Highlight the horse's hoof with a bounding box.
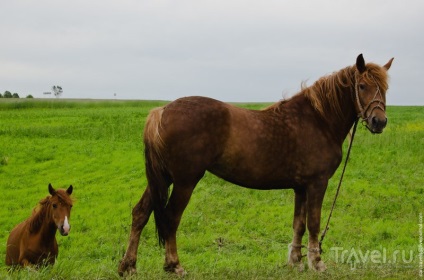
[314,260,327,272]
[288,247,304,272]
[308,258,326,272]
[118,259,137,277]
[164,263,186,276]
[174,266,186,276]
[288,260,305,272]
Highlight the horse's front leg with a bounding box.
[20,258,30,267]
[118,187,153,276]
[288,188,306,271]
[306,181,327,271]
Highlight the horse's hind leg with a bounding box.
[118,186,153,276]
[163,180,198,275]
[288,188,306,271]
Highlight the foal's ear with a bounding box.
[383,57,394,71]
[356,54,366,73]
[67,185,73,195]
[48,183,56,195]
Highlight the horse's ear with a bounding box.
[383,57,394,71]
[67,185,73,195]
[356,54,366,73]
[48,184,56,195]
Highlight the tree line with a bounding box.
[1,86,63,99]
[0,91,33,99]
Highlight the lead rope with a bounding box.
[318,118,359,254]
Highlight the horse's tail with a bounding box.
[143,106,171,247]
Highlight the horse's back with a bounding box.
[159,96,267,143]
[6,221,26,265]
[161,96,231,131]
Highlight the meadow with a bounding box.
[0,99,422,279]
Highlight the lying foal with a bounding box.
[6,184,73,267]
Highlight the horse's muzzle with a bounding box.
[59,224,71,236]
[59,216,71,236]
[368,116,387,134]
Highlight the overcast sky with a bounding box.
[1,0,422,105]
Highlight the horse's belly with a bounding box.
[208,161,295,190]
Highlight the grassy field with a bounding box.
[0,99,422,279]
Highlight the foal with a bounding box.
[6,184,73,267]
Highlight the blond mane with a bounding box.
[268,63,389,119]
[302,66,354,119]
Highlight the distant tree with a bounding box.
[0,93,3,98]
[4,91,12,98]
[26,95,34,98]
[52,85,63,98]
[12,93,19,98]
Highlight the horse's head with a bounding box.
[354,54,394,134]
[48,184,73,236]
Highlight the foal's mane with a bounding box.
[28,190,73,234]
[28,197,52,234]
[266,63,389,119]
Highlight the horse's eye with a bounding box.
[70,205,73,209]
[359,84,366,91]
[52,204,57,209]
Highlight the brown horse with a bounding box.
[6,184,73,267]
[118,54,394,276]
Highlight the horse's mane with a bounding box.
[28,189,73,234]
[361,62,390,92]
[265,63,389,119]
[28,197,51,234]
[302,66,355,119]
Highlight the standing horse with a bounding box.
[119,54,393,275]
[6,184,73,267]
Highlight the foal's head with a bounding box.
[48,184,73,236]
[354,54,394,134]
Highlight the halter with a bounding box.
[354,75,386,129]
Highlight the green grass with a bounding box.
[0,99,422,279]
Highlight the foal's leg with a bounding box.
[288,188,306,270]
[163,181,197,275]
[119,187,153,276]
[306,183,327,271]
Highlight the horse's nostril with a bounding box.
[370,116,387,133]
[372,117,387,128]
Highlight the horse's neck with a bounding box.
[289,85,357,144]
[322,87,357,144]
